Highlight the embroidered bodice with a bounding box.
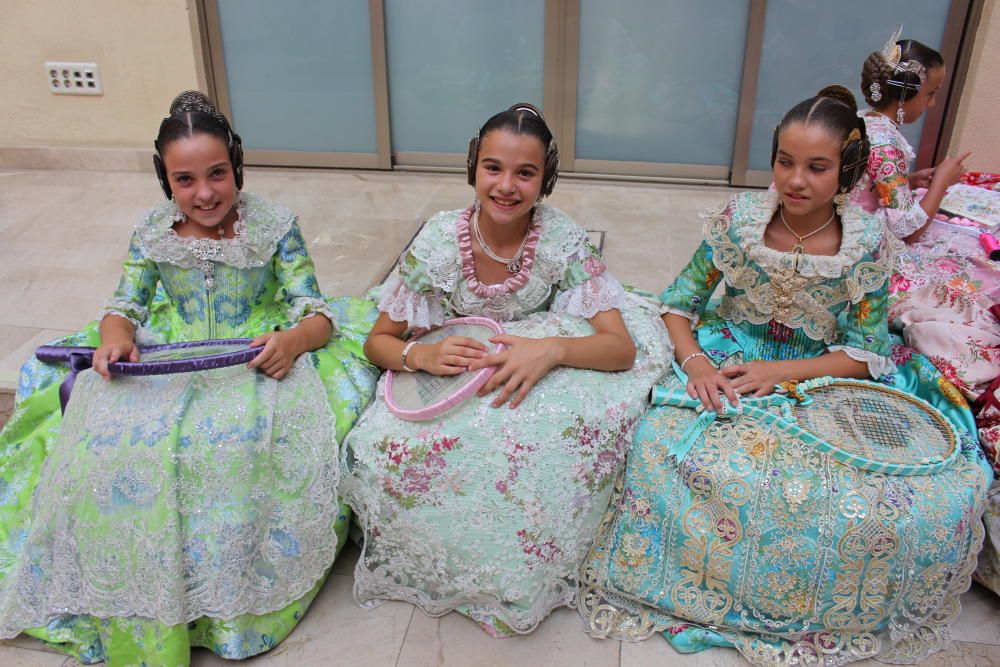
[378,203,624,326]
[851,111,929,238]
[100,192,333,342]
[661,191,902,377]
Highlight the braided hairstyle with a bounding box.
[861,39,943,108]
[466,103,560,197]
[153,91,244,199]
[771,85,871,193]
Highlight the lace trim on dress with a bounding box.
[857,112,929,238]
[828,344,897,379]
[136,192,296,270]
[552,273,626,319]
[861,110,916,160]
[97,298,148,329]
[287,297,338,330]
[658,305,699,328]
[377,274,447,329]
[702,192,900,344]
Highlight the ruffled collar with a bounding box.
[136,192,296,269]
[712,190,884,279]
[456,205,543,298]
[860,109,916,161]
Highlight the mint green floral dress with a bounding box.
[0,193,379,665]
[577,192,993,665]
[340,204,671,636]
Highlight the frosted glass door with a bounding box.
[217,0,378,155]
[575,0,750,170]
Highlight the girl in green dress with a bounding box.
[0,91,379,665]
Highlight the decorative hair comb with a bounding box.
[880,25,928,85]
[168,90,233,130]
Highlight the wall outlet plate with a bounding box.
[46,62,103,95]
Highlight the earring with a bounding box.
[833,192,849,217]
[169,195,185,223]
[896,104,905,125]
[869,82,882,102]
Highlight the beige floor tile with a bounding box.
[191,574,413,667]
[952,582,1000,645]
[395,606,620,667]
[0,329,78,378]
[619,636,748,666]
[0,643,70,666]
[0,325,43,362]
[918,640,1000,665]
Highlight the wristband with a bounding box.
[401,340,421,372]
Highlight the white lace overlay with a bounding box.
[0,355,342,635]
[288,296,338,331]
[136,193,296,270]
[552,273,626,319]
[97,298,148,329]
[828,344,897,378]
[377,274,447,329]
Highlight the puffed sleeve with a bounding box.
[551,236,626,318]
[377,249,447,328]
[828,282,896,378]
[869,143,928,238]
[272,221,337,328]
[98,232,160,327]
[659,241,722,327]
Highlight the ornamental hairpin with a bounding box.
[880,25,927,86]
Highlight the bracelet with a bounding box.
[679,351,712,372]
[401,340,421,372]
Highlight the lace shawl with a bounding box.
[377,204,625,326]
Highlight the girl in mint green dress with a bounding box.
[0,92,378,665]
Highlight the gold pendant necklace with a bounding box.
[779,205,835,255]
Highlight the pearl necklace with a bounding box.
[779,204,835,255]
[472,208,531,273]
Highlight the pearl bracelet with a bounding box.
[401,340,421,372]
[679,351,712,371]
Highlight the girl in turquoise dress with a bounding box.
[340,104,670,636]
[0,92,378,665]
[577,88,992,665]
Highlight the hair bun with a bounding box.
[816,84,858,113]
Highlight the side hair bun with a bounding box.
[816,84,858,113]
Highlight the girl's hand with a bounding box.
[248,330,305,379]
[408,336,487,376]
[719,361,787,398]
[685,357,739,412]
[932,151,972,188]
[92,340,139,380]
[470,335,562,408]
[908,167,935,189]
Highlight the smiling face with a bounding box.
[162,133,238,229]
[473,129,546,229]
[899,65,945,124]
[772,121,841,219]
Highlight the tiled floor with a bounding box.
[1,167,999,666]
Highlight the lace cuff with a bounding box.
[659,304,699,329]
[377,274,446,329]
[98,298,148,329]
[552,273,626,319]
[886,205,929,239]
[828,345,897,379]
[288,297,338,332]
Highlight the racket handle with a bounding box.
[980,233,1000,261]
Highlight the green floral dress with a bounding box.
[577,191,993,665]
[0,193,379,665]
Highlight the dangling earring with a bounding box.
[896,104,905,125]
[833,192,849,217]
[473,199,481,215]
[869,82,882,102]
[170,195,185,223]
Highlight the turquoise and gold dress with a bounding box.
[577,191,993,665]
[0,193,379,665]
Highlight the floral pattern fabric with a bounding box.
[577,193,993,665]
[0,194,380,665]
[341,205,670,635]
[851,111,929,238]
